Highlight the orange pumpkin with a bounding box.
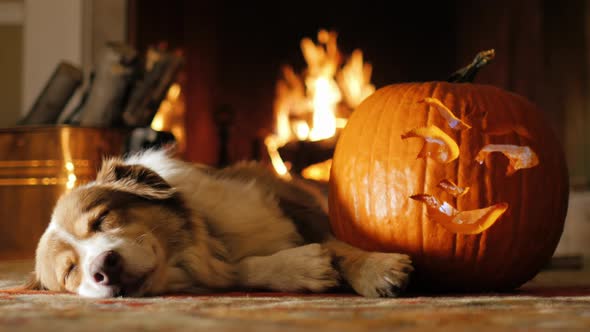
[328,82,569,292]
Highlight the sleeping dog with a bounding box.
[25,149,412,298]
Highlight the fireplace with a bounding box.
[263,29,375,181]
[128,1,457,168]
[128,0,586,189]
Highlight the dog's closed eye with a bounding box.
[63,263,77,285]
[91,211,109,232]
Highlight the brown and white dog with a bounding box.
[25,149,412,298]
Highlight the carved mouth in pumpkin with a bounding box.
[403,98,540,234]
[412,178,506,235]
[437,179,470,197]
[410,194,509,235]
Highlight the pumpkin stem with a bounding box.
[447,49,495,83]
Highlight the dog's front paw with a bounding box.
[351,253,413,298]
[270,244,340,293]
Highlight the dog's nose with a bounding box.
[90,250,123,285]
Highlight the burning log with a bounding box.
[266,29,374,182]
[277,134,339,173]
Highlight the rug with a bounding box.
[1,260,590,331]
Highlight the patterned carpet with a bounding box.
[1,260,590,331]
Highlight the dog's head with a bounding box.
[26,158,191,298]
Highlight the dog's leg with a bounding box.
[323,237,413,298]
[146,266,194,295]
[237,243,339,293]
[149,234,237,295]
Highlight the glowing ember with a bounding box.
[301,159,332,182]
[475,144,539,176]
[268,30,374,179]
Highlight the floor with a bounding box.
[1,260,590,331]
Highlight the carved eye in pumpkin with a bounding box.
[402,98,539,235]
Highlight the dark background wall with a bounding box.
[129,0,590,187]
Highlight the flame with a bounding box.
[308,76,340,141]
[269,29,374,179]
[338,49,375,108]
[150,83,186,153]
[293,120,310,141]
[301,30,341,141]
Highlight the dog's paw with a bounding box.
[270,244,340,293]
[351,252,413,298]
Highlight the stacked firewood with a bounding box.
[18,42,183,129]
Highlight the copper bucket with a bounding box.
[0,126,127,259]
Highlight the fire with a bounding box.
[151,83,186,153]
[308,76,340,141]
[338,49,375,108]
[267,30,375,181]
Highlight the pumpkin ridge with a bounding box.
[461,85,495,287]
[478,85,521,286]
[469,86,486,279]
[355,87,392,248]
[341,89,380,246]
[380,85,402,249]
[394,83,423,251]
[493,88,525,285]
[476,86,494,275]
[451,87,472,263]
[455,85,474,275]
[367,84,398,248]
[510,91,541,287]
[488,90,521,281]
[385,89,397,250]
[432,83,459,273]
[421,82,441,260]
[473,86,498,285]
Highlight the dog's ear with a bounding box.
[21,272,46,291]
[97,159,174,200]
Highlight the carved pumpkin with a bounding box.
[328,81,569,292]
